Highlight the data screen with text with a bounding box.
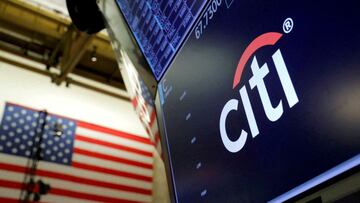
[116,0,207,80]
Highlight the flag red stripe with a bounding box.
[0,163,152,195]
[74,148,153,169]
[155,132,161,144]
[131,97,138,109]
[40,171,152,196]
[0,179,143,203]
[77,121,152,145]
[0,179,20,189]
[141,103,148,115]
[0,197,22,203]
[72,162,152,182]
[0,198,18,203]
[0,162,26,173]
[149,110,157,127]
[76,134,153,157]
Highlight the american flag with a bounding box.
[118,49,162,155]
[131,80,162,155]
[0,103,154,203]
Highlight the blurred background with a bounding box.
[0,0,168,202]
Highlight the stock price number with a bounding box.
[195,0,222,39]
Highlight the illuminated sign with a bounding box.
[157,1,360,202]
[220,32,299,153]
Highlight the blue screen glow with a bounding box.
[116,0,207,80]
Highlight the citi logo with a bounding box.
[219,31,299,153]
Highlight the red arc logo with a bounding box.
[232,32,283,89]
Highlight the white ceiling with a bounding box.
[27,0,69,16]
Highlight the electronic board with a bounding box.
[116,0,207,80]
[157,0,360,202]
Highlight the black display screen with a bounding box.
[116,0,207,80]
[157,0,360,202]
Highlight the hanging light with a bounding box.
[90,46,97,62]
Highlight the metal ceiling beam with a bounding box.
[0,23,125,88]
[0,0,116,61]
[0,36,46,63]
[0,0,126,91]
[46,24,75,69]
[72,65,126,90]
[54,30,94,85]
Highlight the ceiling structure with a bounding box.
[0,0,128,100]
[27,0,69,16]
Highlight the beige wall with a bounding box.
[0,51,153,202]
[0,50,145,136]
[0,50,171,202]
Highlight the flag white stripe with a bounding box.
[74,141,153,164]
[156,143,162,154]
[146,107,162,155]
[73,154,153,177]
[0,170,151,202]
[0,187,21,202]
[0,187,101,203]
[150,122,158,135]
[0,154,152,189]
[44,194,102,203]
[77,127,154,152]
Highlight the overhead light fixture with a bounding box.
[91,46,97,62]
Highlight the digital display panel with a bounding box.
[115,0,208,80]
[157,0,360,202]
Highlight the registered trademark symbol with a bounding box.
[283,18,294,33]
